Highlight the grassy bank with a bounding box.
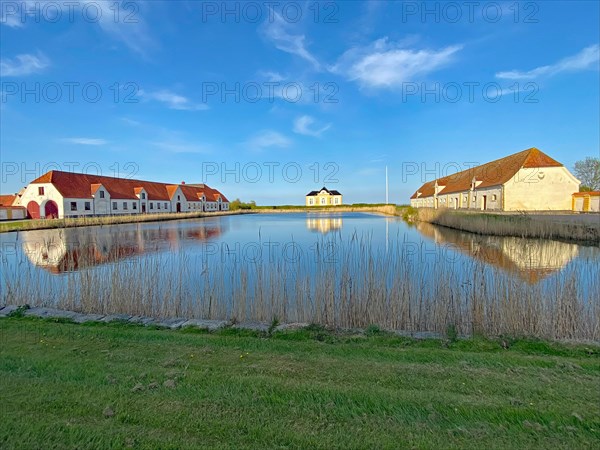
[416,208,600,243]
[0,210,253,234]
[1,317,598,449]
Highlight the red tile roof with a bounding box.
[30,171,228,202]
[411,148,564,199]
[0,195,17,206]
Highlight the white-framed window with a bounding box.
[150,203,154,210]
[158,203,161,209]
[84,202,91,211]
[70,202,77,211]
[133,203,137,210]
[164,203,168,209]
[112,202,117,210]
[492,194,497,201]
[141,193,146,199]
[100,190,105,198]
[123,202,128,210]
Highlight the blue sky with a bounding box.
[1,0,599,204]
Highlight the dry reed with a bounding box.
[2,232,598,341]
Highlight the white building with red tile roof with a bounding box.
[15,171,229,219]
[410,148,580,211]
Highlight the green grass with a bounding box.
[1,318,599,449]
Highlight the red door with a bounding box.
[45,201,59,219]
[27,201,40,219]
[176,203,181,212]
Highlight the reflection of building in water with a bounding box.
[416,222,579,284]
[306,216,343,234]
[21,222,225,273]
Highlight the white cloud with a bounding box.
[496,45,600,80]
[330,38,462,88]
[293,115,331,137]
[139,89,208,111]
[261,10,320,69]
[0,53,49,76]
[62,137,107,146]
[82,0,153,57]
[245,130,292,151]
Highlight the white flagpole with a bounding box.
[385,166,389,205]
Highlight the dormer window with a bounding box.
[141,193,146,199]
[99,191,105,198]
[177,195,181,201]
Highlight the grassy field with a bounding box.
[1,318,598,449]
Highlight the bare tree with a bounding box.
[573,157,600,191]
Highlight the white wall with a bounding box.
[504,167,580,211]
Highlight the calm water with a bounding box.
[1,213,599,338]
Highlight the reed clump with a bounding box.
[2,233,598,341]
[417,208,600,243]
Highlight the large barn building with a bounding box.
[15,171,229,219]
[410,148,580,211]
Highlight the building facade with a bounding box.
[0,195,27,221]
[410,148,580,211]
[572,191,600,212]
[306,187,343,206]
[14,171,229,219]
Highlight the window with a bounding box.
[334,198,339,204]
[150,203,154,210]
[309,199,313,205]
[38,187,45,195]
[141,193,146,199]
[177,195,181,200]
[123,202,128,210]
[472,196,476,203]
[70,202,77,211]
[133,203,137,210]
[463,195,467,202]
[84,202,91,211]
[157,202,161,209]
[164,203,168,209]
[321,198,326,205]
[112,202,117,210]
[492,194,497,201]
[99,190,105,199]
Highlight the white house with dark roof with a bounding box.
[305,187,343,206]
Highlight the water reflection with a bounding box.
[306,215,343,234]
[20,221,226,273]
[415,222,580,284]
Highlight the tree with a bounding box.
[573,157,600,191]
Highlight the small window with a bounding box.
[150,203,154,210]
[38,187,45,195]
[141,193,146,199]
[157,203,161,209]
[123,202,128,210]
[133,203,137,210]
[112,202,117,210]
[472,196,476,203]
[84,202,91,211]
[70,202,77,211]
[492,194,497,201]
[463,195,467,202]
[99,190,105,199]
[164,202,168,209]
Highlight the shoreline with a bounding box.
[412,208,600,245]
[2,304,598,345]
[0,205,404,233]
